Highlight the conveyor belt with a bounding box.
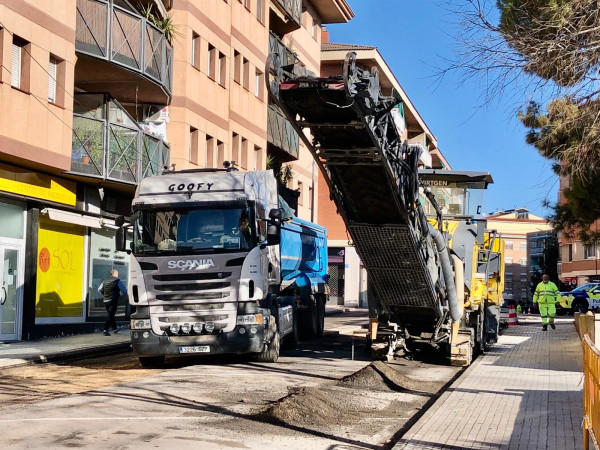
[269,52,443,320]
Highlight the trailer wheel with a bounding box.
[315,295,325,337]
[257,315,280,363]
[138,356,165,368]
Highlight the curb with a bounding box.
[2,341,131,369]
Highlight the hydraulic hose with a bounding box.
[428,224,461,322]
[452,254,465,318]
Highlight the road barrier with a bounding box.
[508,305,518,326]
[583,334,600,450]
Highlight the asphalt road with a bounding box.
[0,311,461,449]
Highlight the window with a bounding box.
[233,50,241,84]
[505,241,513,250]
[0,28,3,83]
[217,140,225,167]
[208,44,216,79]
[11,36,30,91]
[218,52,226,86]
[243,57,250,90]
[256,0,264,22]
[520,273,527,282]
[520,258,527,267]
[516,210,529,219]
[505,273,513,281]
[254,145,262,170]
[309,186,313,211]
[244,0,250,10]
[189,127,199,164]
[241,137,248,169]
[520,288,528,300]
[191,32,200,68]
[520,242,527,251]
[255,69,264,99]
[232,133,240,166]
[568,243,573,262]
[297,181,303,205]
[48,56,58,103]
[505,256,513,264]
[312,18,320,40]
[585,244,597,259]
[206,135,215,168]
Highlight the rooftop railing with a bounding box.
[76,0,173,95]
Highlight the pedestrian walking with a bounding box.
[97,268,128,336]
[532,273,560,331]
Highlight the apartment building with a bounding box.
[0,0,352,341]
[556,174,600,287]
[318,39,450,306]
[485,208,552,306]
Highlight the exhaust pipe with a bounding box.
[428,224,461,322]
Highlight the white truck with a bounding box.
[115,167,328,367]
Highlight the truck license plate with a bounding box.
[179,346,210,354]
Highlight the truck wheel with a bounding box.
[572,300,588,314]
[257,315,280,363]
[315,296,325,337]
[301,297,319,339]
[139,356,165,368]
[282,305,299,350]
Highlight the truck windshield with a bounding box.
[134,206,257,254]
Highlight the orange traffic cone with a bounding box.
[508,304,518,326]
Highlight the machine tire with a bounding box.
[257,315,280,363]
[315,295,325,337]
[556,305,568,316]
[572,300,588,314]
[138,356,165,368]
[282,304,299,350]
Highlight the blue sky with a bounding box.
[327,1,558,218]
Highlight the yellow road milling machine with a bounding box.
[268,52,504,365]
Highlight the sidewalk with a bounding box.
[0,305,356,369]
[394,314,584,449]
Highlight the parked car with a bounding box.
[559,283,600,314]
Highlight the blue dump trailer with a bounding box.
[116,168,328,366]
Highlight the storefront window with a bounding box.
[36,217,85,320]
[0,202,24,239]
[87,228,131,318]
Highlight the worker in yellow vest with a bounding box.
[533,273,561,331]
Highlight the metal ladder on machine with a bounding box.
[267,51,455,360]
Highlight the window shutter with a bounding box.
[48,57,57,103]
[11,42,21,89]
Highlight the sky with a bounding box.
[327,1,558,218]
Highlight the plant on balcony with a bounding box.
[139,3,182,44]
[72,118,104,174]
[266,156,294,185]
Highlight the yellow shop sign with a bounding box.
[0,164,76,206]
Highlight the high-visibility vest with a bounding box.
[533,281,560,304]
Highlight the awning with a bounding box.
[42,208,102,229]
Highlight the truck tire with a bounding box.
[257,314,280,363]
[315,295,325,337]
[139,356,165,368]
[301,297,318,339]
[282,304,299,350]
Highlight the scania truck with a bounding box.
[115,167,328,367]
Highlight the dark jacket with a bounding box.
[98,276,127,305]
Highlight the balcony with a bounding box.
[70,94,169,184]
[269,0,302,35]
[75,0,173,105]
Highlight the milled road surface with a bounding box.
[0,311,461,449]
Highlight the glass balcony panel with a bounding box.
[142,134,161,178]
[144,23,164,81]
[76,0,109,58]
[74,93,106,118]
[108,124,139,183]
[267,104,299,160]
[111,6,143,70]
[72,115,105,176]
[108,100,137,128]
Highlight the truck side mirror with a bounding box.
[115,227,127,252]
[267,222,281,246]
[269,208,282,220]
[115,215,125,227]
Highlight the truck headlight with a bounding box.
[170,323,180,335]
[131,319,151,330]
[204,322,215,333]
[236,314,263,325]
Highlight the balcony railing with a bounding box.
[268,104,299,160]
[269,31,298,67]
[71,93,169,184]
[272,0,302,29]
[76,0,173,95]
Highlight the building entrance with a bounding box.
[0,244,23,341]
